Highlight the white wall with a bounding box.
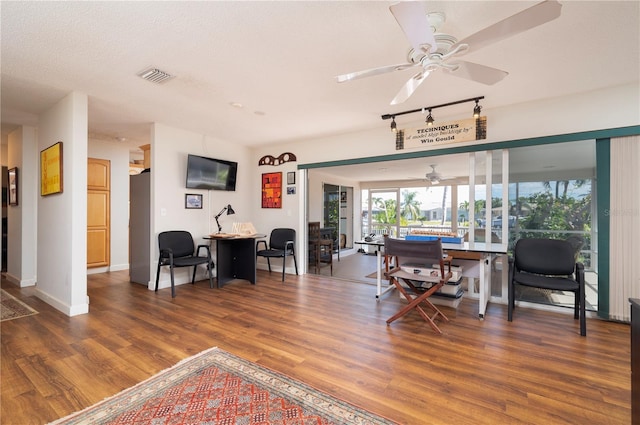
[6,126,38,287]
[88,136,133,273]
[255,83,640,169]
[151,123,252,290]
[6,128,23,282]
[35,92,89,316]
[1,138,4,275]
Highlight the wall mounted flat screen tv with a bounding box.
[185,154,237,191]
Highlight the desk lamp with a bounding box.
[214,204,235,233]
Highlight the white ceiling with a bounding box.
[1,1,638,179]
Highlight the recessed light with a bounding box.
[229,102,243,109]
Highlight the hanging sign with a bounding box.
[402,117,485,149]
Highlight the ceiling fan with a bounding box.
[335,0,562,105]
[425,164,453,185]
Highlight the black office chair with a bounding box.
[508,238,586,336]
[155,231,214,297]
[256,228,299,281]
[565,235,585,260]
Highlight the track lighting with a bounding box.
[426,109,434,126]
[381,96,484,127]
[473,99,482,118]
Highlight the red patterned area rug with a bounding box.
[0,289,38,321]
[50,347,397,425]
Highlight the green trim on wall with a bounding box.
[298,125,640,170]
[596,138,611,319]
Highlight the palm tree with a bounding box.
[440,185,448,225]
[401,190,421,221]
[371,197,396,225]
[543,179,587,199]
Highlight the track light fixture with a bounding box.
[381,96,484,127]
[473,99,482,118]
[426,109,434,126]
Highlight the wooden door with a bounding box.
[87,158,110,268]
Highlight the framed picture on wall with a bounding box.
[8,167,18,206]
[185,193,203,209]
[261,172,282,208]
[40,141,63,196]
[287,171,296,185]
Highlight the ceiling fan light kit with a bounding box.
[336,0,562,105]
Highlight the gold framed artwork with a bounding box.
[8,167,18,206]
[261,172,282,208]
[40,141,63,196]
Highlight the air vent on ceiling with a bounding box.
[138,68,175,84]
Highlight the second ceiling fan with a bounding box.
[335,1,562,105]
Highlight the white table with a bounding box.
[442,242,507,319]
[357,239,507,319]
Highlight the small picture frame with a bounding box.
[185,193,203,209]
[8,167,18,206]
[287,186,296,195]
[287,171,296,185]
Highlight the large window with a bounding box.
[509,178,593,268]
[362,186,460,238]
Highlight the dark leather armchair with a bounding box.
[508,238,586,336]
[155,231,214,297]
[256,228,299,281]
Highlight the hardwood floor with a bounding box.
[1,270,631,424]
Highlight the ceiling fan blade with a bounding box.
[446,61,508,85]
[390,2,437,54]
[452,0,562,54]
[390,70,430,105]
[335,62,418,83]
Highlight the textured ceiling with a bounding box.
[1,1,638,171]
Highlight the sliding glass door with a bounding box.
[323,183,354,253]
[365,189,399,238]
